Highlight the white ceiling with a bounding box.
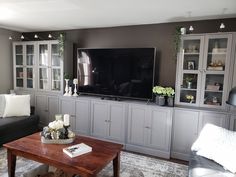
[0,0,236,32]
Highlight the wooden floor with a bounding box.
[124,150,189,165]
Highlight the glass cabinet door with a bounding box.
[201,35,231,107]
[51,43,62,91]
[39,44,49,66]
[39,68,49,90]
[15,45,24,88]
[26,44,35,89]
[178,37,203,105]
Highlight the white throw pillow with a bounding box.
[0,94,6,117]
[191,124,236,173]
[3,95,30,117]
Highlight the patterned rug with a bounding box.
[0,148,188,177]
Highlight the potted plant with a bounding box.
[165,87,175,106]
[152,86,166,106]
[185,76,193,89]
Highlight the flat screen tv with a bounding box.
[77,48,156,100]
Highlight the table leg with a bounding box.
[113,152,120,177]
[7,149,16,177]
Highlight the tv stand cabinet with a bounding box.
[59,95,173,159]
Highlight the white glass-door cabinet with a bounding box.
[175,33,233,109]
[13,42,36,90]
[38,40,63,92]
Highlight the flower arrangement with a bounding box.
[153,86,175,97]
[41,120,75,140]
[186,95,194,103]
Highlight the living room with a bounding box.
[1,0,236,177]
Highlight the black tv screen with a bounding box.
[77,48,156,100]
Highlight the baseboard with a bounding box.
[125,144,170,159]
[170,151,190,161]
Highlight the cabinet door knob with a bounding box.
[145,126,151,129]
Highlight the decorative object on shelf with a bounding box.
[165,87,175,107]
[173,26,182,60]
[40,114,75,144]
[153,86,166,106]
[187,61,195,70]
[180,27,186,35]
[73,78,78,97]
[64,79,70,96]
[186,95,194,103]
[185,76,193,89]
[69,87,72,96]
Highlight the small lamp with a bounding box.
[226,87,236,106]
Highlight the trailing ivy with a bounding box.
[173,26,182,60]
[58,33,65,57]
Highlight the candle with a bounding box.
[63,114,70,126]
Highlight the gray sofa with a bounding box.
[0,109,39,146]
[188,152,234,177]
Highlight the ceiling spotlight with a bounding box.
[21,35,24,39]
[34,34,38,39]
[9,36,12,40]
[220,23,225,29]
[189,26,194,31]
[48,34,52,38]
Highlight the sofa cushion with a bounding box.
[191,124,236,173]
[3,95,30,118]
[0,94,6,117]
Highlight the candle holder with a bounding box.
[73,78,78,97]
[63,125,70,139]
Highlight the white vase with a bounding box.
[64,79,69,96]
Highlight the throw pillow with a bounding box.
[3,95,30,117]
[0,94,6,117]
[191,123,236,173]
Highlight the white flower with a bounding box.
[48,120,64,130]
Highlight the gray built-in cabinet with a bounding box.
[126,104,173,158]
[171,108,229,160]
[58,97,173,158]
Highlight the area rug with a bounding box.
[0,148,188,177]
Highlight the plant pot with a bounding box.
[167,97,174,107]
[155,95,165,106]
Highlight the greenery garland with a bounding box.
[58,33,65,57]
[173,26,182,60]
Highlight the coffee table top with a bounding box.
[4,132,123,176]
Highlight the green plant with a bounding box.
[58,33,65,57]
[152,86,165,96]
[64,73,71,80]
[165,87,175,97]
[153,86,175,97]
[173,26,182,60]
[185,76,193,83]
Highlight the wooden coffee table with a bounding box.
[3,132,123,177]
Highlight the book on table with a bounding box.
[63,143,92,158]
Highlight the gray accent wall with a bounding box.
[0,28,20,93]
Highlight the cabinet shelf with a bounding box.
[208,52,226,55]
[205,90,223,93]
[181,88,197,91]
[184,53,200,55]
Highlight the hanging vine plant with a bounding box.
[173,26,182,60]
[58,33,65,57]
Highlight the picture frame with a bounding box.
[187,61,195,70]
